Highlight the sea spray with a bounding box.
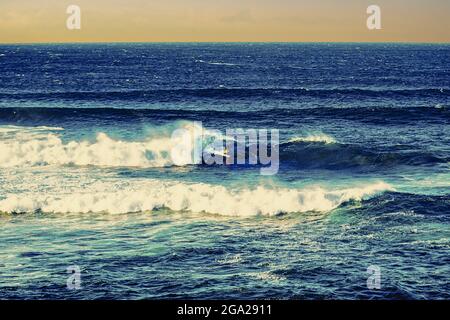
[0,180,393,216]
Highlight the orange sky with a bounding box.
[0,0,449,43]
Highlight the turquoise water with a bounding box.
[1,207,448,299]
[0,43,449,299]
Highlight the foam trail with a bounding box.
[195,59,237,66]
[0,125,64,134]
[0,181,393,216]
[288,133,336,144]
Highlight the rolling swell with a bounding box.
[1,43,449,300]
[0,88,448,101]
[279,140,449,170]
[0,106,448,126]
[343,191,450,225]
[0,122,446,171]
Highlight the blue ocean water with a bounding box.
[0,43,449,299]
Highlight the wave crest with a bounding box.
[0,123,220,168]
[287,134,336,144]
[0,181,393,216]
[0,131,176,168]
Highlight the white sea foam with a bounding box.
[288,133,336,144]
[0,125,64,134]
[207,62,237,66]
[0,131,176,168]
[0,123,223,168]
[195,59,237,66]
[0,125,393,215]
[0,180,393,216]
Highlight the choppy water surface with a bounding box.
[0,43,449,299]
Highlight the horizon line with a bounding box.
[1,40,449,45]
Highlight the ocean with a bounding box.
[0,43,448,299]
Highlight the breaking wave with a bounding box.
[287,134,336,144]
[1,124,446,170]
[0,180,393,216]
[0,131,178,168]
[0,123,224,168]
